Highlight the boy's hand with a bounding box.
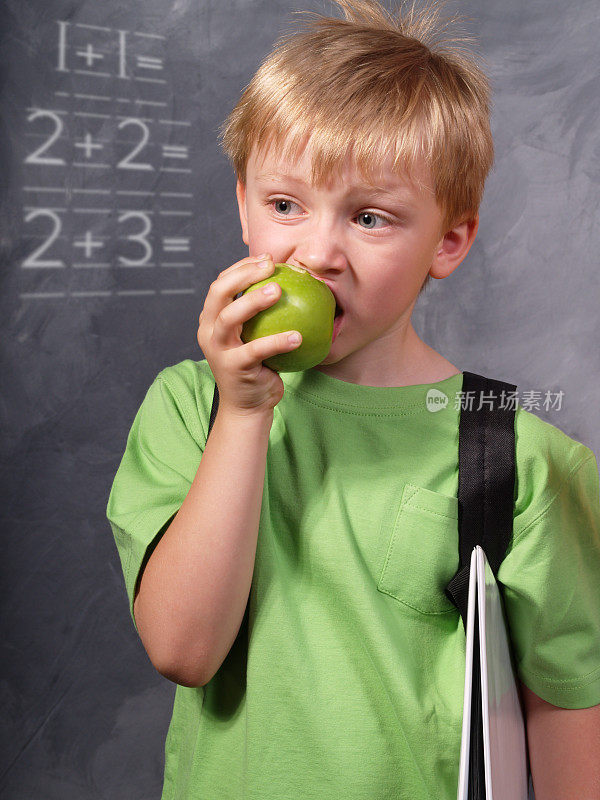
[197,254,302,417]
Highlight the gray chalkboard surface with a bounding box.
[1,0,598,797]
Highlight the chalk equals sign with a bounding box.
[162,144,189,160]
[136,55,164,71]
[163,236,190,252]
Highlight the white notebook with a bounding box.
[457,546,531,800]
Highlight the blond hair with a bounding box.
[220,0,494,290]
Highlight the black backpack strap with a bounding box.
[445,371,518,800]
[208,380,219,440]
[445,370,517,630]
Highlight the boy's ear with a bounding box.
[429,214,479,280]
[236,179,249,246]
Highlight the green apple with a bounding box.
[241,263,336,372]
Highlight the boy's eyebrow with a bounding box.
[255,172,415,199]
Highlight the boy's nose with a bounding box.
[291,226,348,278]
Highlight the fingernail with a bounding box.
[258,259,272,269]
[262,283,277,295]
[288,332,301,344]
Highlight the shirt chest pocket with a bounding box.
[377,483,460,615]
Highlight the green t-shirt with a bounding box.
[106,358,600,800]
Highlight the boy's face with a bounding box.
[236,140,477,384]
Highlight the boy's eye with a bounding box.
[357,211,388,229]
[272,199,302,215]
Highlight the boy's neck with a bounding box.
[313,323,460,388]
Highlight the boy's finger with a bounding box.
[214,280,281,345]
[201,257,275,327]
[218,253,272,278]
[235,331,302,371]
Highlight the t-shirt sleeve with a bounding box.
[499,444,600,709]
[106,363,213,634]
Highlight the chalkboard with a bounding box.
[0,2,270,796]
[1,1,598,798]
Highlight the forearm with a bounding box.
[133,405,273,687]
[521,682,600,800]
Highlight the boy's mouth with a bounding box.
[302,268,343,333]
[302,269,342,315]
[332,304,344,341]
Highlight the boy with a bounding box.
[106,1,600,798]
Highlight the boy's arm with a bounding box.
[520,680,600,799]
[133,404,273,688]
